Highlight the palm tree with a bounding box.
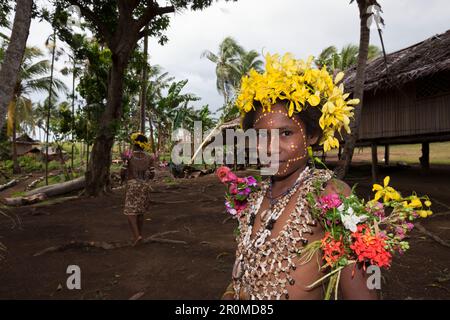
[153,79,199,154]
[0,0,33,131]
[201,37,244,106]
[334,0,381,179]
[230,49,263,78]
[1,46,67,173]
[315,43,380,72]
[145,65,174,153]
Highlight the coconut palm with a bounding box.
[201,37,244,106]
[1,46,67,173]
[334,0,382,179]
[315,44,380,72]
[230,49,263,79]
[145,65,174,152]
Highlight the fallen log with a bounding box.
[2,176,85,206]
[26,172,59,191]
[3,193,47,206]
[26,176,85,197]
[0,179,17,191]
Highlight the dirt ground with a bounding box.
[0,163,449,300]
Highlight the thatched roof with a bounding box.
[344,29,450,92]
[16,133,40,145]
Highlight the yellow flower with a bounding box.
[424,200,432,207]
[235,52,356,153]
[372,176,401,203]
[408,196,422,208]
[334,72,345,84]
[307,93,321,106]
[418,210,428,218]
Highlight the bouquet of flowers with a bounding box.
[121,149,132,161]
[302,176,433,299]
[216,166,261,217]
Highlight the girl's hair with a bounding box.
[133,134,148,150]
[242,100,323,144]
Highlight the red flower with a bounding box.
[321,232,345,268]
[216,166,237,183]
[350,225,392,268]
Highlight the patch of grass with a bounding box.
[326,142,450,165]
[35,174,64,188]
[11,191,26,197]
[163,177,178,186]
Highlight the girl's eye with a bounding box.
[281,130,293,137]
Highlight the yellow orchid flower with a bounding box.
[372,176,401,203]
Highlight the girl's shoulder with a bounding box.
[310,168,351,197]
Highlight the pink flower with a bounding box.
[226,171,238,183]
[236,177,246,184]
[216,166,231,183]
[245,176,257,187]
[234,200,247,213]
[395,226,405,240]
[318,193,342,213]
[229,184,238,195]
[405,222,414,231]
[367,201,385,218]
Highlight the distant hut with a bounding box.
[15,134,41,156]
[344,29,450,172]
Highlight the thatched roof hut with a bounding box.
[344,29,450,169]
[15,134,40,156]
[345,30,450,92]
[344,29,450,144]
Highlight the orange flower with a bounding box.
[350,225,392,268]
[321,232,345,267]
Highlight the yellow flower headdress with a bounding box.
[130,132,150,151]
[236,53,360,152]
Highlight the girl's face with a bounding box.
[253,103,317,178]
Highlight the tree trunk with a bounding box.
[12,112,21,174]
[139,25,148,133]
[71,57,76,171]
[45,29,57,186]
[334,0,373,179]
[0,0,33,130]
[157,122,162,154]
[148,114,155,154]
[85,53,128,196]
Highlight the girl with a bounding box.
[222,53,378,300]
[123,133,154,246]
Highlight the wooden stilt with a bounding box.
[384,144,390,165]
[371,142,378,183]
[419,142,430,171]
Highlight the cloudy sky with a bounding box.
[19,0,450,117]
